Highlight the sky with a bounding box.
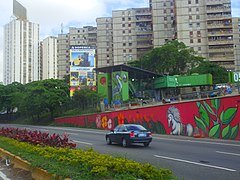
[0,0,239,82]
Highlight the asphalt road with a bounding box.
[0,124,240,180]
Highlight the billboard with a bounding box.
[13,0,27,20]
[70,46,96,95]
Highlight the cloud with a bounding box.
[0,0,148,82]
[0,0,239,82]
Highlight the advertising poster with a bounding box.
[69,46,96,96]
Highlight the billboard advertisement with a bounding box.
[70,46,96,95]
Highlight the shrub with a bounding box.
[0,136,175,180]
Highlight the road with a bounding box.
[0,124,240,180]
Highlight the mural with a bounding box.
[167,106,193,136]
[55,95,240,140]
[194,99,239,139]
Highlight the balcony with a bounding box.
[207,0,230,5]
[208,39,233,45]
[207,31,233,36]
[208,48,234,53]
[206,7,231,13]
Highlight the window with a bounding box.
[164,17,167,21]
[198,47,201,51]
[189,8,192,12]
[190,39,193,43]
[197,31,201,37]
[196,15,200,19]
[122,24,125,27]
[123,49,126,53]
[128,17,131,21]
[129,49,132,53]
[123,30,125,34]
[123,43,126,46]
[189,16,192,20]
[195,0,199,4]
[198,39,201,43]
[164,9,167,13]
[128,24,131,27]
[129,30,131,33]
[196,7,199,12]
[189,31,193,37]
[122,17,125,21]
[188,0,191,4]
[129,43,132,46]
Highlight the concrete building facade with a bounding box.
[3,13,39,85]
[57,26,97,79]
[96,17,114,68]
[42,36,58,80]
[112,8,153,65]
[151,0,240,71]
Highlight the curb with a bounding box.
[0,148,66,180]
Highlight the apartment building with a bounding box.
[57,26,97,79]
[112,8,153,65]
[151,0,240,70]
[42,36,58,80]
[3,0,40,85]
[57,33,70,79]
[96,17,114,68]
[232,17,240,70]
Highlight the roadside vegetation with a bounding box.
[0,135,176,180]
[0,79,102,125]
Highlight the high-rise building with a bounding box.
[57,26,97,79]
[232,17,240,71]
[151,0,240,70]
[42,36,58,80]
[3,0,40,85]
[57,33,69,79]
[112,8,153,65]
[96,17,114,68]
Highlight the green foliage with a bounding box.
[194,99,239,139]
[129,40,204,75]
[191,61,228,84]
[0,137,175,180]
[72,88,102,110]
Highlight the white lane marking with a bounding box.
[73,140,93,146]
[154,155,236,172]
[154,137,240,147]
[43,127,106,135]
[0,171,11,180]
[66,132,78,136]
[216,151,240,157]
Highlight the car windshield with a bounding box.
[126,125,146,131]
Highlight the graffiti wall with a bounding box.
[55,95,240,140]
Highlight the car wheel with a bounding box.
[106,136,112,145]
[122,138,129,147]
[143,142,150,147]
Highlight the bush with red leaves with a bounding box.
[0,127,76,149]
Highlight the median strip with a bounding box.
[154,155,236,172]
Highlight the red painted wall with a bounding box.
[55,95,240,140]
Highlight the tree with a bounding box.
[72,88,101,110]
[190,61,228,84]
[129,40,204,75]
[22,79,71,122]
[0,82,25,114]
